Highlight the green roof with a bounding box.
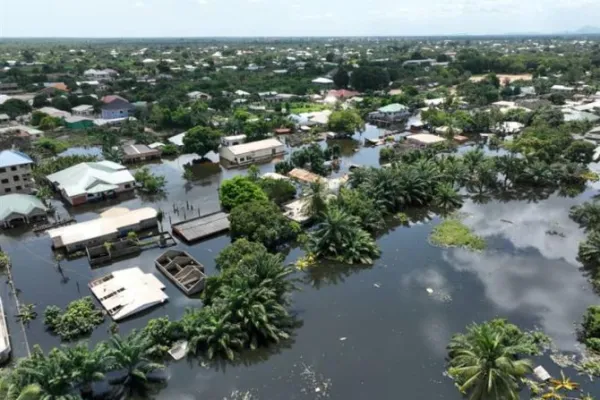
[0,194,47,221]
[378,103,408,113]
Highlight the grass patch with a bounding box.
[429,219,485,251]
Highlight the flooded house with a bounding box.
[155,249,206,296]
[0,194,48,228]
[89,267,168,321]
[47,207,158,252]
[219,138,285,168]
[46,160,135,205]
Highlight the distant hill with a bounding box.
[572,26,600,34]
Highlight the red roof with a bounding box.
[101,95,129,104]
[327,89,359,99]
[274,128,291,134]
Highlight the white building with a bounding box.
[187,91,212,101]
[221,134,247,147]
[83,68,118,81]
[71,104,95,116]
[0,150,34,195]
[89,267,168,321]
[312,77,334,85]
[0,194,47,228]
[48,207,158,252]
[407,133,446,147]
[219,138,285,167]
[46,160,135,205]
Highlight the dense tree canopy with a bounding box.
[182,126,222,157]
[219,176,269,211]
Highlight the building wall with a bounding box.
[101,108,132,120]
[221,145,285,165]
[0,163,33,194]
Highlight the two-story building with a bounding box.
[100,95,136,120]
[0,150,34,195]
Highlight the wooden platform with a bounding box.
[171,211,230,243]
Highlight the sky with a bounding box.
[2,0,600,37]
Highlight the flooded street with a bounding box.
[1,124,599,399]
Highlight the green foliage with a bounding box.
[215,238,268,271]
[0,251,9,269]
[430,219,485,251]
[332,187,385,233]
[160,143,178,156]
[564,140,596,164]
[43,297,105,341]
[134,167,166,193]
[447,319,545,400]
[219,176,268,211]
[0,98,32,119]
[379,147,395,163]
[16,304,37,325]
[141,317,184,359]
[570,201,600,231]
[34,137,68,155]
[307,206,381,264]
[229,200,300,249]
[350,66,390,91]
[333,67,350,88]
[433,183,463,211]
[258,177,297,205]
[182,126,222,157]
[289,143,329,176]
[327,109,365,136]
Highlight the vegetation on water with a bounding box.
[429,218,485,251]
[219,175,268,211]
[133,167,166,194]
[16,304,38,325]
[43,297,105,341]
[447,319,550,400]
[0,251,10,269]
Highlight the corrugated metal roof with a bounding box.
[225,138,284,156]
[0,194,47,221]
[0,150,33,168]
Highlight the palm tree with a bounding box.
[188,305,247,361]
[578,231,600,267]
[434,183,463,211]
[467,160,498,195]
[570,202,600,231]
[65,343,107,397]
[301,180,328,219]
[438,156,466,187]
[518,160,555,187]
[448,323,533,400]
[463,149,486,174]
[494,155,524,189]
[307,207,380,264]
[106,331,165,393]
[0,372,41,400]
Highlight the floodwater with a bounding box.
[1,124,600,399]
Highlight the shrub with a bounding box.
[43,297,105,341]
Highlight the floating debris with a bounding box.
[373,283,381,288]
[300,364,331,399]
[426,288,434,294]
[339,337,347,341]
[223,390,258,400]
[533,365,551,381]
[545,229,566,238]
[500,219,514,224]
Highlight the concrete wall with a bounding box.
[220,145,285,166]
[0,163,32,194]
[101,108,132,120]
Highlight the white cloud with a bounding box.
[134,0,144,7]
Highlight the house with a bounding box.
[0,125,43,140]
[71,104,95,116]
[551,85,575,92]
[65,116,94,130]
[220,134,246,147]
[168,132,186,147]
[370,103,410,121]
[219,138,285,167]
[0,150,34,195]
[0,298,10,363]
[38,107,71,119]
[312,77,334,85]
[46,160,135,205]
[89,267,168,321]
[493,121,525,135]
[0,194,47,228]
[287,168,325,184]
[326,89,360,100]
[39,82,69,95]
[155,250,206,296]
[187,91,212,101]
[235,90,250,97]
[122,144,161,163]
[0,83,20,95]
[48,207,158,252]
[100,95,135,120]
[407,133,446,147]
[402,58,436,67]
[0,114,9,124]
[83,69,118,81]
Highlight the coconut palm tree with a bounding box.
[448,323,533,400]
[188,305,247,361]
[578,231,600,267]
[106,331,165,393]
[466,160,498,195]
[0,372,41,400]
[301,180,329,219]
[307,207,380,264]
[434,183,463,211]
[463,149,486,174]
[494,155,524,189]
[517,160,555,187]
[438,156,467,187]
[570,202,600,231]
[65,343,107,397]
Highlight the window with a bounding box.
[16,186,22,191]
[272,148,276,155]
[13,176,19,182]
[0,168,5,173]
[124,184,131,189]
[1,179,7,184]
[10,166,17,171]
[4,188,11,193]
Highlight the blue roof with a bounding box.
[0,150,33,168]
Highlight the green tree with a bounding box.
[182,126,222,158]
[0,99,32,119]
[301,180,329,219]
[258,177,297,205]
[65,342,107,397]
[215,238,268,271]
[447,321,535,400]
[219,176,268,211]
[350,66,390,91]
[333,67,350,89]
[434,183,463,211]
[187,305,246,361]
[564,140,596,164]
[229,200,299,249]
[327,110,365,136]
[307,206,380,264]
[570,201,600,231]
[32,94,49,108]
[50,97,71,112]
